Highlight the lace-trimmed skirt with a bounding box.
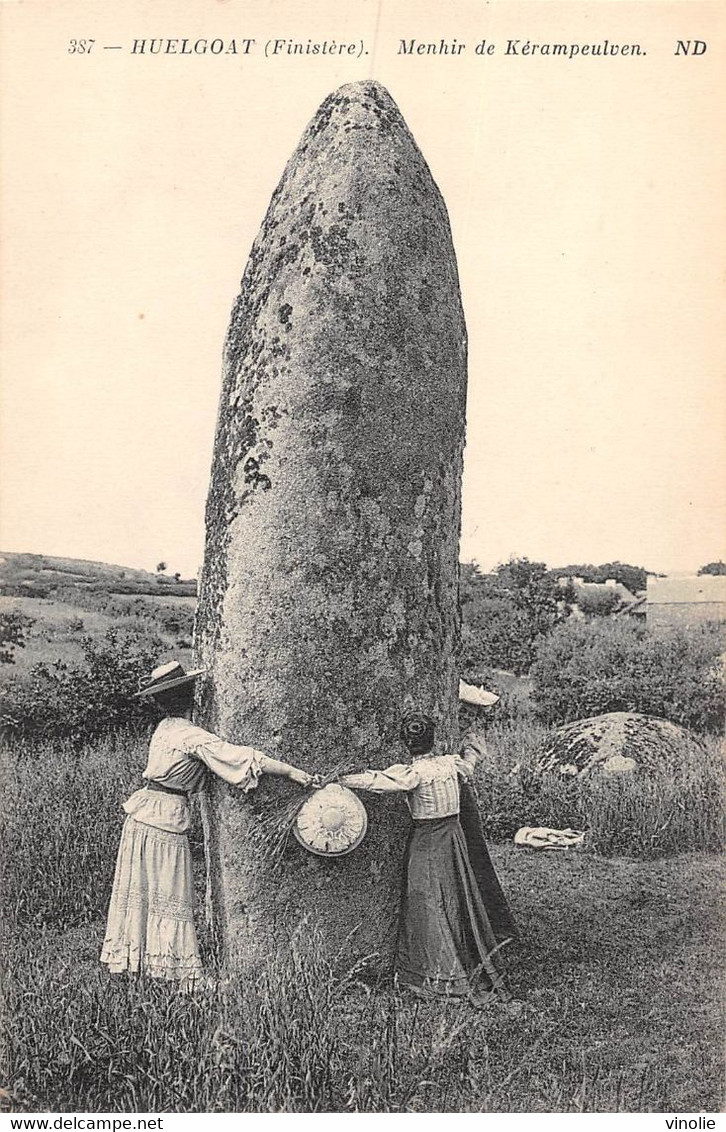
[100,816,202,982]
[395,815,512,1000]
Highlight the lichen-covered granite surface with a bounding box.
[194,81,469,972]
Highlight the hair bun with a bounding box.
[401,712,435,749]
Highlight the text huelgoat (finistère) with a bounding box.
[127,38,365,56]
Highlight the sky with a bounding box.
[1,0,724,579]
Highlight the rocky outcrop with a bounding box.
[537,712,706,777]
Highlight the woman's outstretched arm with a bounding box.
[455,731,485,779]
[180,720,312,789]
[339,764,419,792]
[258,753,311,786]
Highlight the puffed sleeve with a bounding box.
[339,763,421,793]
[454,732,485,780]
[177,721,264,792]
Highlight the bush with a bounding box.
[0,625,162,742]
[575,589,621,618]
[481,720,725,857]
[0,611,34,664]
[578,749,725,857]
[698,561,726,576]
[555,562,650,594]
[462,594,537,676]
[461,559,564,675]
[530,619,725,734]
[157,605,195,638]
[54,587,130,618]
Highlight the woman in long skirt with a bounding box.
[457,681,519,945]
[101,661,311,983]
[340,712,517,1008]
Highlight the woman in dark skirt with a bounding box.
[457,682,519,946]
[340,712,517,1008]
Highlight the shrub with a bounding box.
[481,720,725,857]
[530,619,725,733]
[698,561,726,576]
[462,594,537,676]
[0,611,34,664]
[460,559,564,676]
[54,587,128,617]
[575,588,622,618]
[579,743,725,856]
[475,721,587,841]
[157,605,195,638]
[555,562,650,594]
[108,615,160,638]
[0,625,161,742]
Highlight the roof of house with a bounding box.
[564,578,638,603]
[613,595,647,617]
[646,575,726,605]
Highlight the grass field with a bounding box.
[1,555,723,1112]
[1,731,724,1114]
[0,594,196,677]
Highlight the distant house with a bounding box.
[557,576,640,617]
[646,575,726,628]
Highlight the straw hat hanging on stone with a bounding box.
[294,783,368,857]
[133,661,206,698]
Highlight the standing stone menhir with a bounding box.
[194,80,468,973]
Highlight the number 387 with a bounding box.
[68,39,95,53]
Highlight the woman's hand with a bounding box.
[287,766,313,788]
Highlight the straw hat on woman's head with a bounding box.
[134,661,205,699]
[459,680,499,708]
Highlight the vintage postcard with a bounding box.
[1,0,724,1119]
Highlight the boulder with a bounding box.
[537,712,706,777]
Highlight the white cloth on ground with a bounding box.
[513,826,585,850]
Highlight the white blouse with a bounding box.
[122,717,265,834]
[341,736,482,820]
